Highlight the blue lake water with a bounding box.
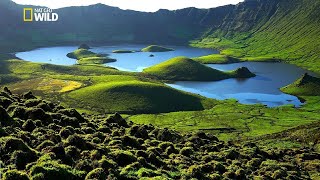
[15,44,216,71]
[168,62,315,107]
[15,45,314,107]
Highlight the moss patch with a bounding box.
[0,89,316,179]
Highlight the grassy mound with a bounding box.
[67,49,99,60]
[230,67,256,78]
[112,50,135,53]
[281,73,320,96]
[143,56,255,81]
[0,88,316,179]
[141,45,174,52]
[193,54,240,64]
[66,49,115,65]
[67,81,207,114]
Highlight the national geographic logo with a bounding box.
[23,8,59,22]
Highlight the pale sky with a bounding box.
[12,0,244,12]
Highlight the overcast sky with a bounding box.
[12,0,244,12]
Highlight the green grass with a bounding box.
[77,57,116,65]
[190,0,320,74]
[0,54,133,108]
[112,50,135,53]
[67,80,215,114]
[281,73,320,96]
[67,49,116,65]
[0,53,319,144]
[0,58,127,78]
[1,54,219,114]
[255,120,320,149]
[129,98,320,141]
[141,45,174,52]
[66,48,101,60]
[193,54,240,64]
[143,56,254,81]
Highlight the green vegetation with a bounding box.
[67,80,215,114]
[0,54,216,114]
[0,89,317,179]
[143,56,255,81]
[190,0,320,74]
[141,45,174,52]
[129,99,320,141]
[193,54,240,64]
[112,50,135,53]
[77,57,116,65]
[66,48,116,65]
[254,120,320,178]
[1,0,320,75]
[0,0,320,176]
[281,73,320,96]
[230,67,256,78]
[67,49,100,60]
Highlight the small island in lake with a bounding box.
[112,50,135,53]
[141,45,174,52]
[143,56,255,81]
[67,48,116,64]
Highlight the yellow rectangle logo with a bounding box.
[23,8,33,22]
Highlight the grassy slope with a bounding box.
[77,57,116,65]
[0,55,216,114]
[143,56,254,81]
[281,73,320,96]
[141,45,174,52]
[67,80,215,114]
[193,54,240,64]
[129,100,320,141]
[253,121,320,179]
[191,0,320,73]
